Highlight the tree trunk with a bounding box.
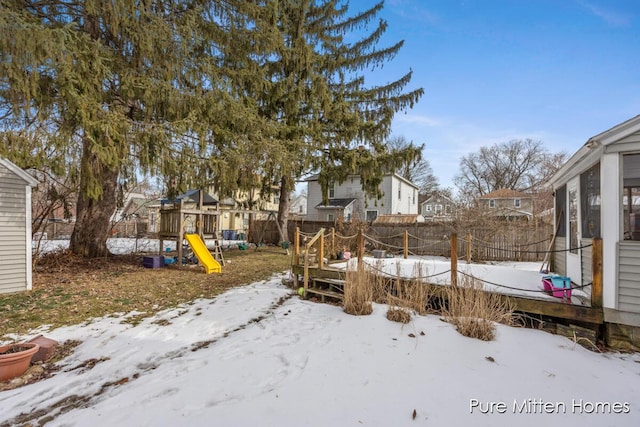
[70,140,119,258]
[277,175,292,243]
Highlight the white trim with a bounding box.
[588,114,640,147]
[25,185,33,291]
[601,152,620,309]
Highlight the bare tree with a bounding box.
[454,139,566,200]
[387,135,439,195]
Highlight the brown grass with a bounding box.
[442,275,514,341]
[386,307,411,323]
[343,265,373,316]
[0,248,291,339]
[369,261,428,315]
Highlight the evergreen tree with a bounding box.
[249,1,424,240]
[0,0,264,256]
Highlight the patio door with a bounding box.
[566,177,582,285]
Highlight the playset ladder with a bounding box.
[212,233,225,266]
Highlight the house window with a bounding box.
[398,186,401,200]
[426,205,432,212]
[581,162,601,238]
[299,205,303,213]
[435,204,443,214]
[329,183,335,198]
[514,199,521,208]
[346,213,352,222]
[327,213,334,222]
[622,154,640,240]
[489,199,496,208]
[366,210,378,221]
[413,189,416,204]
[445,205,451,214]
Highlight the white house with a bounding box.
[304,173,419,222]
[0,158,38,294]
[289,192,307,219]
[420,192,456,221]
[548,115,640,338]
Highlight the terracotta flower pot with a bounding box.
[0,343,40,382]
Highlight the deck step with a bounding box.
[306,287,344,301]
[312,278,345,293]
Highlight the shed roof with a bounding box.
[0,158,38,186]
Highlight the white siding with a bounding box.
[306,174,418,220]
[618,242,640,314]
[0,163,29,294]
[554,237,567,276]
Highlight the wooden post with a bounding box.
[357,228,364,272]
[466,232,472,264]
[303,251,309,297]
[177,199,184,267]
[591,237,603,309]
[451,233,458,287]
[403,230,408,259]
[198,189,204,239]
[294,227,300,265]
[331,227,335,259]
[318,232,324,270]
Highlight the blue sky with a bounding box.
[363,0,640,190]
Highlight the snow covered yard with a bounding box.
[1,274,639,427]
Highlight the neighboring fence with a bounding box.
[37,219,151,240]
[255,219,553,262]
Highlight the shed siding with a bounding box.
[618,242,640,313]
[554,237,566,276]
[0,163,28,294]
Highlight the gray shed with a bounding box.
[0,158,38,294]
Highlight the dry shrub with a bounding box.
[368,261,429,315]
[343,266,373,316]
[386,306,412,323]
[442,275,513,341]
[370,260,391,303]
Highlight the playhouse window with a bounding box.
[622,154,640,241]
[580,162,601,238]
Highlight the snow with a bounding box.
[336,255,589,304]
[2,273,640,426]
[34,237,248,255]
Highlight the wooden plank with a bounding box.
[306,288,343,300]
[508,295,603,324]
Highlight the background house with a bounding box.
[305,173,419,222]
[420,192,456,221]
[0,158,38,294]
[289,192,307,219]
[548,114,640,338]
[477,188,534,220]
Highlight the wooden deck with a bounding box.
[291,264,604,325]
